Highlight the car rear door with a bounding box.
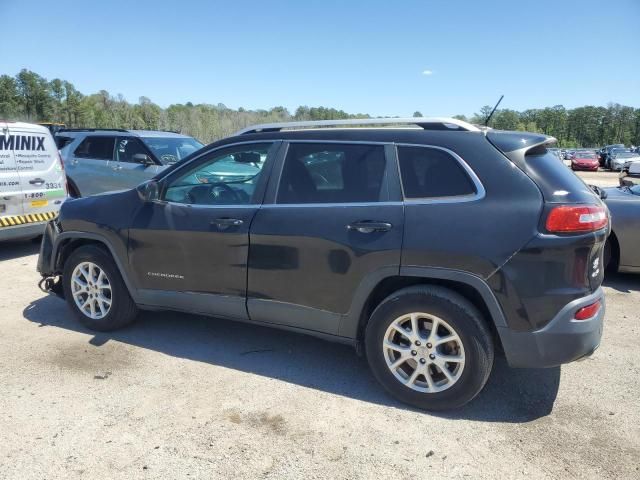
[0,121,24,223]
[113,136,164,189]
[247,141,404,336]
[66,135,117,195]
[10,124,67,220]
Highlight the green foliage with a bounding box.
[0,69,638,147]
[472,103,640,147]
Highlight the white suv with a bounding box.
[0,121,68,241]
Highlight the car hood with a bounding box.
[603,187,640,202]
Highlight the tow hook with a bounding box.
[38,276,64,298]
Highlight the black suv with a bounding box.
[37,118,608,410]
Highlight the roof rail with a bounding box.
[56,128,130,133]
[234,117,480,135]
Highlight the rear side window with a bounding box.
[397,146,476,199]
[74,136,115,160]
[277,143,386,204]
[55,135,74,149]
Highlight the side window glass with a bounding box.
[397,146,477,199]
[276,143,386,204]
[116,137,150,163]
[163,143,271,205]
[73,136,115,160]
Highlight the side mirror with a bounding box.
[137,180,160,203]
[133,153,155,167]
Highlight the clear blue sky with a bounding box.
[2,0,639,117]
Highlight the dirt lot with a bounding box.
[1,171,638,479]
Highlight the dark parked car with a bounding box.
[37,118,608,410]
[600,144,626,168]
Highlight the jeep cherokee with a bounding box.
[37,117,608,410]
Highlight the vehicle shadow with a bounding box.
[23,295,559,423]
[0,239,40,261]
[603,271,640,293]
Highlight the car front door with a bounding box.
[66,135,117,195]
[247,141,404,335]
[113,136,164,189]
[128,141,279,320]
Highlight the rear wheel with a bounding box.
[365,285,494,410]
[63,245,138,331]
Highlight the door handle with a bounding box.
[211,218,244,228]
[29,178,45,185]
[112,165,122,171]
[347,221,392,233]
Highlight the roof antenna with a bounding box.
[484,95,504,126]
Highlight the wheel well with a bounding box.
[607,231,620,270]
[55,238,109,271]
[357,276,502,351]
[66,177,80,197]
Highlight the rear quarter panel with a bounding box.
[401,135,543,279]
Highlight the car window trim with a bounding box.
[270,140,393,206]
[394,143,486,204]
[157,140,280,207]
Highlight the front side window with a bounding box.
[163,143,271,205]
[277,143,386,204]
[73,136,115,160]
[141,137,203,165]
[397,146,476,199]
[116,137,150,163]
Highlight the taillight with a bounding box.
[575,300,601,320]
[545,205,608,233]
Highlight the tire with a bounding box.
[63,244,138,331]
[603,238,617,273]
[67,179,80,198]
[365,285,494,410]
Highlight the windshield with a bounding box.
[626,185,640,196]
[576,152,596,158]
[141,136,204,165]
[615,152,635,158]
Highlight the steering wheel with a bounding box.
[186,183,242,205]
[161,154,178,164]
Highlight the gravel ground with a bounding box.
[1,169,638,479]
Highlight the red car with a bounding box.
[571,151,599,171]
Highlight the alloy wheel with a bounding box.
[71,261,112,320]
[382,312,465,393]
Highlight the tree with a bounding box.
[413,111,423,117]
[0,75,21,118]
[0,69,637,147]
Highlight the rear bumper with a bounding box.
[0,222,46,242]
[499,288,605,368]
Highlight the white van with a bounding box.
[0,121,68,241]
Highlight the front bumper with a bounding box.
[571,163,599,171]
[0,222,47,242]
[499,288,605,368]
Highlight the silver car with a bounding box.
[57,129,203,197]
[610,151,640,172]
[598,184,640,274]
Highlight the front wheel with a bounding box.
[365,286,494,410]
[63,245,138,331]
